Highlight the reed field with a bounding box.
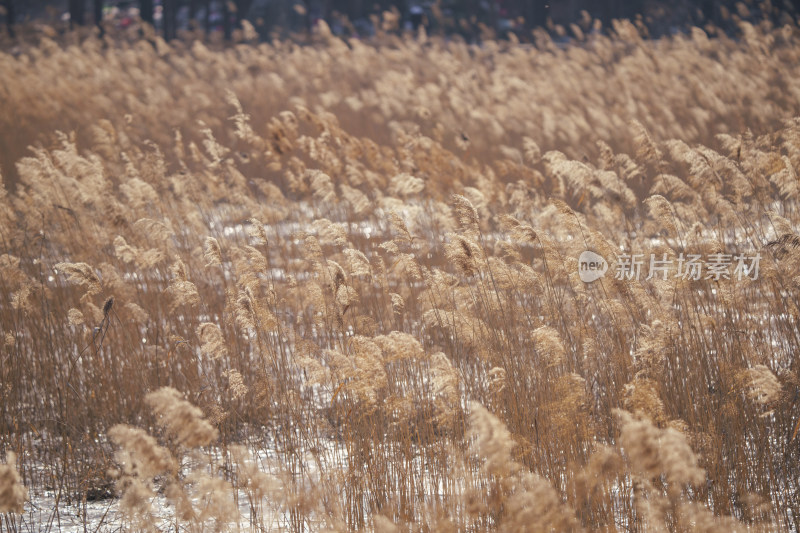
[4,9,800,531]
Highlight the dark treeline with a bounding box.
[2,0,800,41]
[1,0,253,40]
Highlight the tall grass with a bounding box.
[2,11,800,531]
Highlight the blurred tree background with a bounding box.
[1,0,799,41]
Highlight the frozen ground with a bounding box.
[12,439,345,532]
